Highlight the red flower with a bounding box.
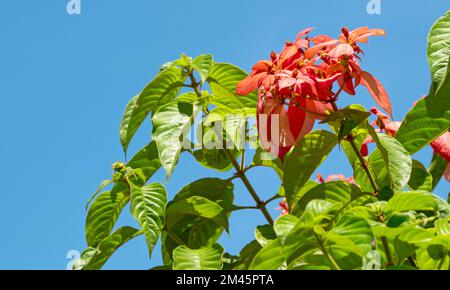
[237,27,390,160]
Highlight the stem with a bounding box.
[188,71,202,98]
[381,236,394,267]
[315,233,341,270]
[265,193,282,205]
[330,101,380,195]
[240,147,246,172]
[232,205,259,211]
[224,150,274,225]
[187,71,274,225]
[348,138,380,194]
[163,226,186,246]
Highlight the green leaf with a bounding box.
[283,130,338,206]
[223,240,262,270]
[413,11,450,129]
[435,218,450,236]
[427,61,450,119]
[81,227,142,270]
[192,148,234,172]
[85,183,129,247]
[85,179,113,211]
[166,196,229,232]
[320,106,371,142]
[352,149,385,193]
[192,119,239,172]
[161,54,192,71]
[368,132,412,192]
[192,54,213,83]
[130,183,167,256]
[172,178,235,212]
[120,66,186,152]
[237,240,262,269]
[172,244,224,270]
[384,191,438,214]
[396,98,450,154]
[428,10,450,89]
[249,239,286,270]
[394,226,434,262]
[255,225,277,247]
[327,214,374,257]
[417,236,450,270]
[152,102,197,180]
[204,106,254,149]
[291,181,372,217]
[163,179,234,253]
[207,63,257,109]
[274,215,299,244]
[252,147,284,179]
[322,214,374,269]
[85,142,161,247]
[125,141,162,186]
[429,152,448,190]
[72,247,96,270]
[408,160,433,191]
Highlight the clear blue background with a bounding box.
[0,0,449,269]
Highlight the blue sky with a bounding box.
[0,0,448,269]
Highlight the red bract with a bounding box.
[316,174,355,184]
[237,27,390,160]
[277,199,289,216]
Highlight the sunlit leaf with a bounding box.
[283,130,338,206]
[120,67,186,152]
[130,183,167,256]
[173,244,224,270]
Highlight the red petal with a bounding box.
[329,43,354,58]
[360,135,373,157]
[360,143,369,157]
[312,35,334,45]
[360,71,393,117]
[353,28,386,43]
[296,27,315,39]
[431,132,450,163]
[252,60,272,72]
[278,77,297,90]
[236,72,267,95]
[279,45,299,61]
[304,40,337,59]
[444,164,450,182]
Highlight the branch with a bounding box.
[265,193,282,205]
[224,149,274,225]
[330,100,380,195]
[315,233,341,270]
[381,236,394,267]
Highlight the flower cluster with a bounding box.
[237,27,391,160]
[362,106,450,182]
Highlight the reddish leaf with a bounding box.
[360,71,392,117]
